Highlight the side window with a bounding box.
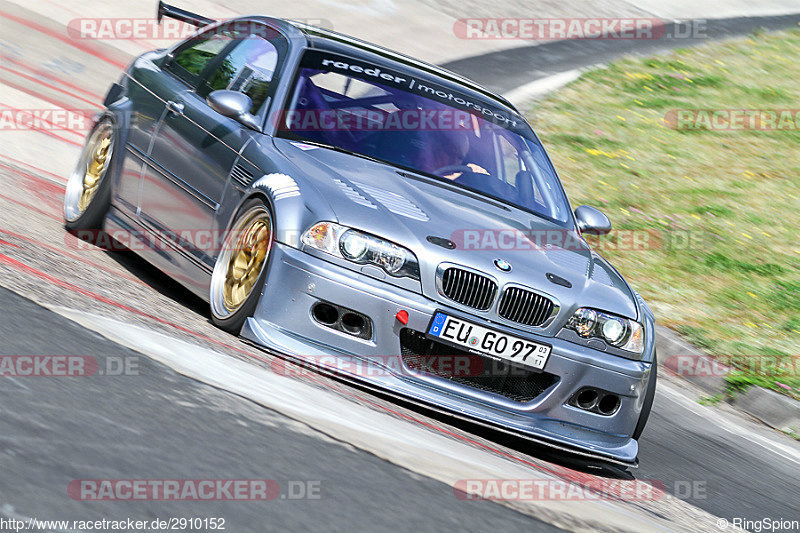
[498,132,546,206]
[168,30,237,87]
[202,32,283,115]
[498,135,522,184]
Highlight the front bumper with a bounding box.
[241,242,654,464]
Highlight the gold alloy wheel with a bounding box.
[221,212,272,312]
[65,121,114,222]
[77,136,111,212]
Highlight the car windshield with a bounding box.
[277,50,572,225]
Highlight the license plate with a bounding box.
[427,312,551,370]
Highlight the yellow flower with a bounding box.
[624,72,654,80]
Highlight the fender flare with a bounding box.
[227,173,308,249]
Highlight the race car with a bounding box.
[64,1,657,466]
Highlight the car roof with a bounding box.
[281,20,519,115]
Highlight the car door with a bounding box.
[139,24,287,271]
[114,33,220,215]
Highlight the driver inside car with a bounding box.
[432,116,490,180]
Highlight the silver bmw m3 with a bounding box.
[64,3,657,466]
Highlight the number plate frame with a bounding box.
[425,311,552,371]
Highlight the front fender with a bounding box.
[632,289,656,364]
[213,135,336,254]
[249,172,308,247]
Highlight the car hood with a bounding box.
[275,138,638,322]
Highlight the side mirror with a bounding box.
[575,205,612,235]
[207,90,260,131]
[162,51,174,68]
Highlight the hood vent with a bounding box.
[544,249,591,276]
[591,264,613,286]
[353,181,429,221]
[333,178,377,209]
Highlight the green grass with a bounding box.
[527,30,800,396]
[698,394,725,406]
[783,427,800,441]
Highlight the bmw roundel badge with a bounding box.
[494,258,512,272]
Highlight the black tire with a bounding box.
[633,351,657,440]
[209,198,274,334]
[64,118,116,242]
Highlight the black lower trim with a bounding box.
[400,328,558,403]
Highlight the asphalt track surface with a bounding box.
[0,286,561,532]
[1,2,799,531]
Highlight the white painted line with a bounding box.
[503,69,585,107]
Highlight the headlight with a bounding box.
[340,231,370,262]
[572,308,597,337]
[602,317,626,344]
[565,307,645,354]
[301,222,420,280]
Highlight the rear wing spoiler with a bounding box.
[157,1,216,28]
